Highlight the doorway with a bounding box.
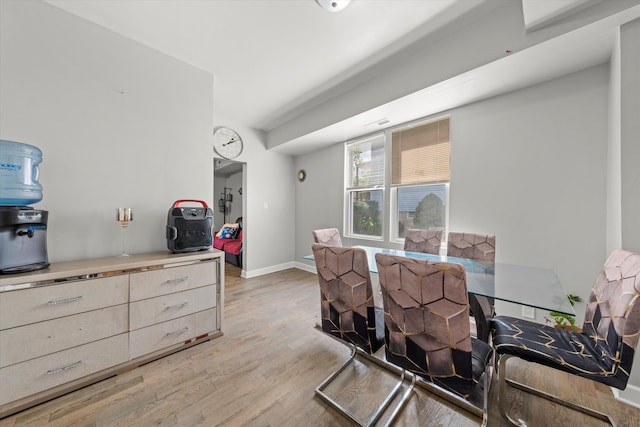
[214,158,246,276]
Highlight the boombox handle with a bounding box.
[172,199,209,208]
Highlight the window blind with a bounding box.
[391,117,450,185]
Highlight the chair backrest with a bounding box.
[375,253,477,398]
[582,249,640,388]
[403,229,442,255]
[312,243,381,353]
[447,232,495,262]
[312,228,343,247]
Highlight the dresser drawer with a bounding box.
[130,285,215,330]
[129,261,215,301]
[129,308,216,359]
[0,334,128,406]
[0,275,129,330]
[0,304,128,369]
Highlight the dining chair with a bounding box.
[403,228,442,255]
[311,244,414,426]
[312,227,343,246]
[447,232,495,262]
[447,232,496,342]
[375,253,494,424]
[491,249,640,426]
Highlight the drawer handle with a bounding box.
[164,277,188,285]
[47,296,83,306]
[47,360,82,375]
[165,302,189,310]
[165,327,189,337]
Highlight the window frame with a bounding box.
[344,133,386,241]
[344,114,451,243]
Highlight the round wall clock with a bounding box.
[297,169,306,182]
[213,126,243,159]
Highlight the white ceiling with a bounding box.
[43,0,640,155]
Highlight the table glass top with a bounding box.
[306,245,575,316]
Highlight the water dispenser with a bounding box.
[0,140,49,273]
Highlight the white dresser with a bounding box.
[0,250,223,418]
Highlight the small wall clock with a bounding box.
[297,169,307,182]
[213,126,243,159]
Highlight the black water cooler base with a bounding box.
[0,206,49,274]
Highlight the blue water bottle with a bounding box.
[0,140,44,206]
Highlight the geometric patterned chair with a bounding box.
[375,253,494,422]
[312,244,412,426]
[447,232,497,341]
[312,228,343,247]
[312,243,383,353]
[403,229,442,255]
[491,249,640,426]
[447,232,495,262]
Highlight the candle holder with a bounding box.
[116,208,133,257]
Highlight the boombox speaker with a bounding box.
[166,199,213,253]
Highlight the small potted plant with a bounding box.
[545,294,583,332]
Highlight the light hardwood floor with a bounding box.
[1,264,639,426]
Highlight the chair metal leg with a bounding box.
[497,354,618,427]
[497,355,527,426]
[315,327,488,424]
[356,348,487,420]
[481,363,493,427]
[382,370,415,427]
[315,344,363,425]
[315,344,413,426]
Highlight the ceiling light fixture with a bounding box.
[315,0,351,13]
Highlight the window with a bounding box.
[394,183,448,239]
[345,116,450,242]
[391,117,450,240]
[346,134,385,239]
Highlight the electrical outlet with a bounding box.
[522,306,535,319]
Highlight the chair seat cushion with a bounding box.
[492,316,626,389]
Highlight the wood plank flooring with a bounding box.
[1,264,639,426]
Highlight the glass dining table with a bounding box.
[306,245,576,342]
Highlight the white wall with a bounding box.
[295,142,345,264]
[621,18,640,253]
[618,15,640,407]
[452,65,608,324]
[607,29,622,254]
[0,0,213,261]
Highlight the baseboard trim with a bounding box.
[295,261,316,274]
[612,384,640,409]
[243,261,296,278]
